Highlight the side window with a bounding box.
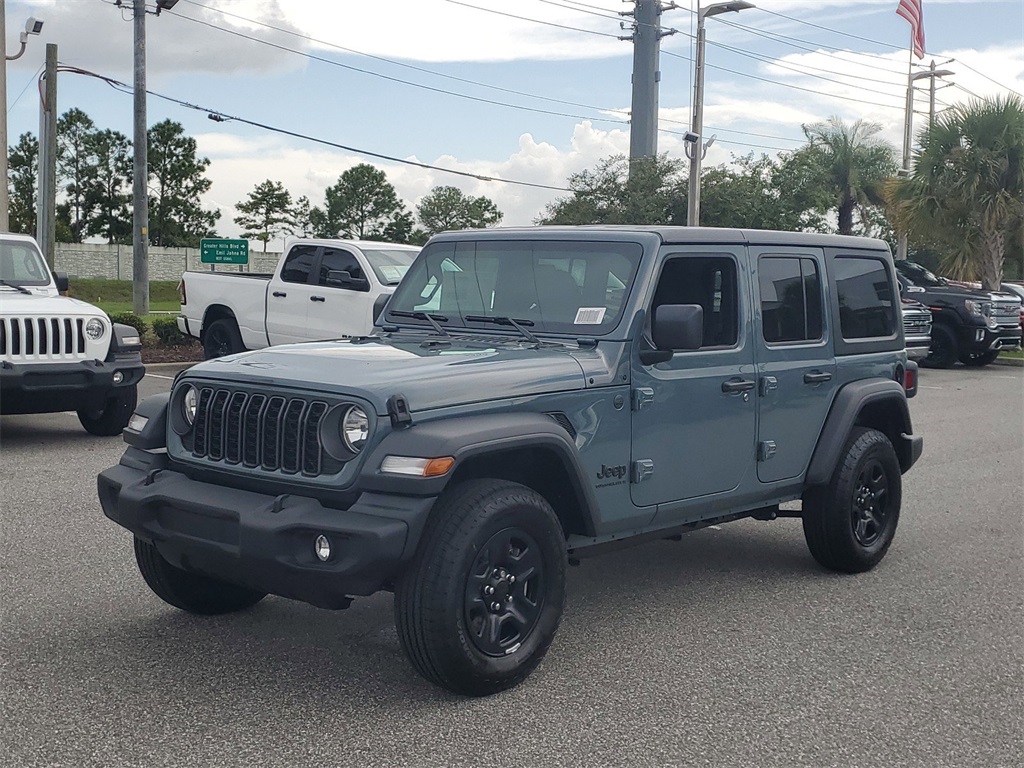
[319,248,367,290]
[759,256,823,343]
[279,245,318,284]
[652,256,738,349]
[834,257,896,339]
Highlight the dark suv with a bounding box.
[895,260,1022,367]
[99,227,922,696]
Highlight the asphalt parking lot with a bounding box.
[1,363,1021,768]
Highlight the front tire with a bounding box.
[959,349,999,367]
[203,317,245,359]
[802,427,902,573]
[394,479,567,696]
[77,385,137,436]
[134,537,266,615]
[921,324,957,368]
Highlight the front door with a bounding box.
[306,246,375,340]
[752,247,836,483]
[630,247,757,510]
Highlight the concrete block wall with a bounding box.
[54,243,283,281]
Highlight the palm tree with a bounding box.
[889,95,1024,290]
[800,117,898,235]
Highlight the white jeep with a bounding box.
[0,233,144,435]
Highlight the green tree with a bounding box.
[792,117,897,235]
[698,153,829,232]
[7,132,38,236]
[416,185,503,235]
[85,129,133,244]
[56,108,98,242]
[289,195,314,237]
[539,154,684,225]
[889,95,1024,290]
[310,164,412,241]
[147,119,220,247]
[234,179,293,251]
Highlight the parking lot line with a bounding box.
[144,373,175,381]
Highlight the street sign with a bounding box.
[200,238,249,264]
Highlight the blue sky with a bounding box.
[5,0,1022,241]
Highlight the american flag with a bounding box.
[896,0,926,59]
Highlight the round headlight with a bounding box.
[341,406,369,452]
[182,385,199,426]
[85,318,105,340]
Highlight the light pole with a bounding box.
[127,0,178,315]
[895,61,952,259]
[686,0,753,227]
[1,2,44,232]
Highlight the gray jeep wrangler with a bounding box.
[98,227,922,696]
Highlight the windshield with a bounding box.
[385,239,643,335]
[0,239,51,286]
[361,247,420,285]
[895,260,944,288]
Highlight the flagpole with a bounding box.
[896,36,914,261]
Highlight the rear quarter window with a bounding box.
[833,256,897,340]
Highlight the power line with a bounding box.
[443,0,621,39]
[7,64,45,113]
[952,58,1022,97]
[756,7,907,52]
[58,65,575,192]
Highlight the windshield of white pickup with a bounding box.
[0,239,51,287]
[361,246,420,285]
[386,239,643,335]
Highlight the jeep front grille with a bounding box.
[0,316,87,359]
[192,387,330,476]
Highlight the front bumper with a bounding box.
[97,451,435,607]
[960,324,1022,354]
[905,336,931,360]
[0,354,144,415]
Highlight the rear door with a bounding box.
[630,246,757,510]
[266,244,319,345]
[752,247,836,483]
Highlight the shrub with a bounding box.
[108,311,147,338]
[151,316,187,346]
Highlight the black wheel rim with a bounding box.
[207,327,232,357]
[851,459,889,547]
[927,331,952,365]
[464,527,544,657]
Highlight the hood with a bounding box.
[187,336,590,413]
[0,292,106,317]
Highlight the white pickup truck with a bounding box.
[178,238,420,359]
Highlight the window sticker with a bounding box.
[574,307,607,325]
[378,265,410,283]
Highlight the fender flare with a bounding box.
[806,379,916,486]
[358,412,600,536]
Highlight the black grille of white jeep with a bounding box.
[190,387,332,476]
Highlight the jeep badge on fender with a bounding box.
[98,226,922,697]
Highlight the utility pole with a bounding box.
[896,58,952,260]
[35,42,55,268]
[624,0,675,163]
[132,0,149,315]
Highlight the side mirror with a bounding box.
[372,292,390,323]
[326,269,370,292]
[54,271,69,293]
[642,304,703,365]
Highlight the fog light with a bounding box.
[314,535,331,562]
[127,413,148,432]
[113,371,124,384]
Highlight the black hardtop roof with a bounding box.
[432,225,889,252]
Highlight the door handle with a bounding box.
[310,295,326,302]
[272,291,287,298]
[721,378,756,394]
[803,371,833,384]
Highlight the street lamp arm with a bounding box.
[700,1,755,21]
[5,40,26,61]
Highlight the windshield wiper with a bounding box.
[0,279,32,295]
[464,315,540,344]
[387,309,450,336]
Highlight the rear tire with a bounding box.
[921,324,957,368]
[134,537,266,615]
[802,427,902,573]
[394,479,567,696]
[203,317,245,359]
[959,349,999,367]
[77,385,137,436]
